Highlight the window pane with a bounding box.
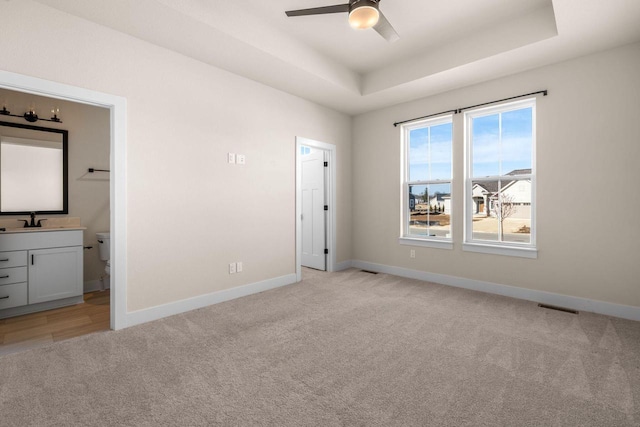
[499,179,532,244]
[408,183,451,238]
[429,123,452,180]
[409,184,429,236]
[470,179,531,243]
[472,114,500,177]
[470,180,498,241]
[408,128,428,181]
[409,122,452,181]
[501,108,532,174]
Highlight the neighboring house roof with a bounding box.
[473,169,531,195]
[474,181,500,194]
[506,168,531,176]
[430,193,450,202]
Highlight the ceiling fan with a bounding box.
[285,0,399,42]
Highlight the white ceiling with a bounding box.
[34,0,640,115]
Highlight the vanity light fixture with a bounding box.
[0,103,63,123]
[24,108,39,122]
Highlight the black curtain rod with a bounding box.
[393,110,457,127]
[456,90,547,113]
[393,90,548,127]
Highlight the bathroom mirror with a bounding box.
[0,121,68,215]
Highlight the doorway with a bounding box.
[0,87,111,354]
[300,145,327,271]
[0,70,127,331]
[295,137,336,282]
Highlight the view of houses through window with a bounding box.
[408,183,451,238]
[401,98,536,253]
[466,99,535,246]
[403,116,453,241]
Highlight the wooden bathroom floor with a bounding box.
[0,290,110,356]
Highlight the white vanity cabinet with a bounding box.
[0,229,84,318]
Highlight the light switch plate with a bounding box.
[236,261,243,272]
[237,154,245,165]
[228,153,236,164]
[229,262,236,274]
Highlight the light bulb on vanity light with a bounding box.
[51,107,61,122]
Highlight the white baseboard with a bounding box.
[335,260,353,271]
[351,260,640,322]
[123,273,297,328]
[84,279,110,293]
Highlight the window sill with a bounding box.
[399,237,453,250]
[463,242,537,259]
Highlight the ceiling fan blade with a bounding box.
[373,11,399,42]
[285,4,350,17]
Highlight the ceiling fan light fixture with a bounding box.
[348,5,379,29]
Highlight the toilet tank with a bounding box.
[96,232,110,261]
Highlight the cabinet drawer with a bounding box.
[0,267,28,286]
[0,282,28,310]
[0,251,28,268]
[0,230,83,252]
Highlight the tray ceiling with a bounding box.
[34,0,640,114]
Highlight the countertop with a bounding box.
[0,217,85,234]
[0,226,87,234]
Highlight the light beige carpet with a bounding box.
[1,268,639,426]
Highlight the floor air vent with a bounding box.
[360,270,379,275]
[538,303,578,314]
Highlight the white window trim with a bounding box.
[400,115,453,248]
[462,242,537,259]
[463,98,537,258]
[399,237,453,250]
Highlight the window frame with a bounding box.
[463,98,537,258]
[400,115,454,250]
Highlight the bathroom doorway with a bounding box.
[0,70,127,353]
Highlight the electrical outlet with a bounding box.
[229,262,236,274]
[236,154,245,165]
[236,261,243,272]
[410,249,415,259]
[228,153,236,164]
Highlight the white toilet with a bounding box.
[96,232,111,276]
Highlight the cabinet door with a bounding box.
[28,246,83,304]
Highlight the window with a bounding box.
[400,115,453,249]
[464,99,536,257]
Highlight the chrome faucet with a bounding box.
[19,212,47,228]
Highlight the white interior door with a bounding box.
[301,146,326,270]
